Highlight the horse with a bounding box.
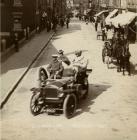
[122,47,131,75]
[116,45,131,75]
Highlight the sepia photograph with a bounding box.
[0,0,137,140]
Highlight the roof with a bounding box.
[111,12,137,27]
[95,10,109,17]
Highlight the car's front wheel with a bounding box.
[30,93,42,116]
[63,94,77,119]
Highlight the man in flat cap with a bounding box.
[58,49,70,66]
[47,54,64,79]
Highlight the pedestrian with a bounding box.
[102,27,107,41]
[47,54,64,79]
[52,16,58,32]
[60,17,64,27]
[95,21,98,31]
[100,20,103,29]
[14,32,19,52]
[47,19,51,32]
[66,17,70,29]
[41,11,47,29]
[85,15,89,25]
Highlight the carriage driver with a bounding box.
[104,41,113,56]
[47,54,64,79]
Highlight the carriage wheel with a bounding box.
[30,93,42,116]
[63,94,77,119]
[82,78,89,99]
[102,50,105,63]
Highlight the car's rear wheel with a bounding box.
[30,93,42,116]
[63,94,77,119]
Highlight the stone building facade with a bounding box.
[0,0,66,54]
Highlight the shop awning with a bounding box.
[95,10,109,17]
[105,9,118,25]
[111,12,137,27]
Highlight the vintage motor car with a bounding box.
[30,67,92,119]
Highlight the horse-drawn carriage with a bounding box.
[30,67,92,119]
[102,36,131,75]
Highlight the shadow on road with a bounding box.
[1,23,81,75]
[32,83,111,118]
[130,62,137,75]
[75,83,111,117]
[54,23,81,38]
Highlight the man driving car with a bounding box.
[47,54,64,79]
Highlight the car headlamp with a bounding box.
[59,87,63,91]
[58,87,64,97]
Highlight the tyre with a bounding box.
[82,78,89,99]
[39,67,48,81]
[63,94,77,119]
[102,50,105,63]
[30,93,42,116]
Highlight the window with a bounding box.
[13,0,23,6]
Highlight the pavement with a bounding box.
[0,30,54,106]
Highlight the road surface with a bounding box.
[1,19,137,140]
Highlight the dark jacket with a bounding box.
[58,55,70,65]
[47,60,64,73]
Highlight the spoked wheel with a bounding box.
[63,94,77,119]
[30,93,42,116]
[82,78,89,99]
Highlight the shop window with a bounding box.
[13,0,23,6]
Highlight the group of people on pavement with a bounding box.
[47,50,88,80]
[40,11,70,33]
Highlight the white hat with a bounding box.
[52,54,58,58]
